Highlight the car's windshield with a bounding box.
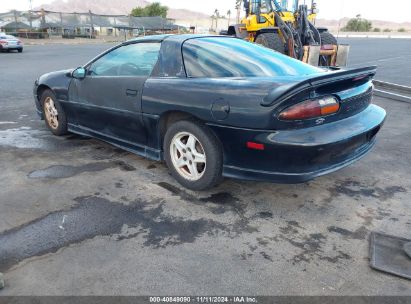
[182,37,322,78]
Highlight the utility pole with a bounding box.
[29,0,33,30]
[113,17,117,37]
[89,10,94,39]
[40,8,46,28]
[60,12,63,35]
[13,10,18,34]
[128,14,132,39]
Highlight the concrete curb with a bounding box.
[373,80,411,103]
[334,34,411,39]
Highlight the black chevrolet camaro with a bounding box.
[33,34,386,190]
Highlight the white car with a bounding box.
[0,34,23,52]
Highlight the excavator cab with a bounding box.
[227,0,349,66]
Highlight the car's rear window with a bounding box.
[182,37,322,78]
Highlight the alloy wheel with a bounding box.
[170,131,206,181]
[44,97,59,129]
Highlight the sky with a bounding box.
[1,0,410,23]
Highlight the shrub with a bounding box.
[131,2,168,18]
[342,15,372,32]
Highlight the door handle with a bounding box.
[126,89,138,96]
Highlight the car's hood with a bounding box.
[38,69,72,83]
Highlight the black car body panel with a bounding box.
[33,34,386,183]
[211,104,384,182]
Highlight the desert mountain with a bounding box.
[35,0,210,20]
[34,0,410,31]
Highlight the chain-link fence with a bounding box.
[0,10,180,39]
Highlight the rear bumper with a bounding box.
[0,45,22,50]
[209,104,386,183]
[222,139,375,183]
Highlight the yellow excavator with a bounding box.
[226,0,349,66]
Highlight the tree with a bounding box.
[235,0,243,23]
[373,27,381,32]
[131,2,168,18]
[214,9,220,30]
[131,7,145,17]
[227,10,231,27]
[398,28,406,32]
[342,15,372,32]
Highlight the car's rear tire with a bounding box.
[41,89,68,136]
[18,49,23,53]
[164,119,223,191]
[255,32,286,54]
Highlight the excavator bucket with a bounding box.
[302,44,350,67]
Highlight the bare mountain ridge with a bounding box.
[35,0,210,20]
[35,0,410,30]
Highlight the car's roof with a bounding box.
[123,34,230,45]
[124,34,173,44]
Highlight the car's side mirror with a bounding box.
[72,67,86,79]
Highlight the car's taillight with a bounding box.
[17,40,22,45]
[0,40,6,45]
[279,96,340,120]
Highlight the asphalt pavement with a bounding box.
[0,41,410,295]
[337,37,411,86]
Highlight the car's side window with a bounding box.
[88,43,161,77]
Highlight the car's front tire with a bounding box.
[18,48,23,53]
[164,119,223,191]
[41,89,68,136]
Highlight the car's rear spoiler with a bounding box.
[261,66,377,107]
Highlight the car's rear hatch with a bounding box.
[262,66,376,107]
[264,66,377,130]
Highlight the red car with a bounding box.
[0,34,23,53]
